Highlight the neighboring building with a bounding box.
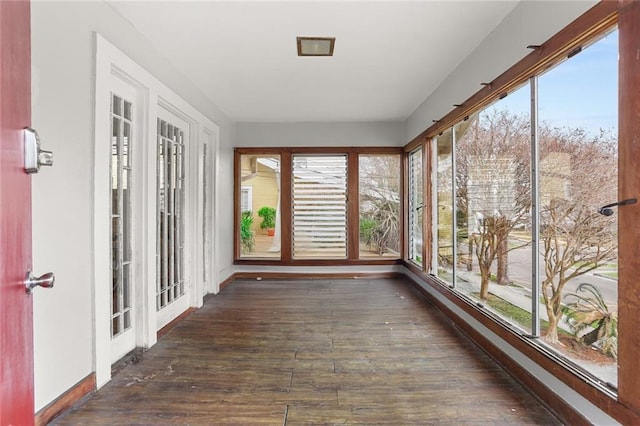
[240,155,280,233]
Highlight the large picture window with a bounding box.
[234,148,402,263]
[428,29,618,387]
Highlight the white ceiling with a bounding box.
[108,1,520,123]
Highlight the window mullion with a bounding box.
[451,128,457,288]
[166,138,173,305]
[347,153,359,260]
[530,75,541,337]
[280,151,292,261]
[421,142,430,273]
[117,99,125,333]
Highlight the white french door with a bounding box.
[109,78,137,362]
[156,106,191,329]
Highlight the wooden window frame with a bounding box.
[403,2,640,423]
[234,147,404,266]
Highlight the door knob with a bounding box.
[25,271,55,294]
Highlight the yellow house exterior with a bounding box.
[240,155,279,234]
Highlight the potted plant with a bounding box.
[258,206,276,236]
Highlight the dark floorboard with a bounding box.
[53,278,561,425]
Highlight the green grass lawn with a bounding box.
[598,271,618,279]
[474,292,572,337]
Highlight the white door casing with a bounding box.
[94,34,219,387]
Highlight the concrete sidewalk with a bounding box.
[455,270,550,323]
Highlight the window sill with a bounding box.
[234,258,403,266]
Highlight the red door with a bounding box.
[0,1,34,425]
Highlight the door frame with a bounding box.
[93,34,219,387]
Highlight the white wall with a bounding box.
[217,129,235,282]
[31,1,234,410]
[235,122,405,147]
[405,0,597,142]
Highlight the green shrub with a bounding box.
[359,218,377,248]
[563,283,618,359]
[240,211,255,253]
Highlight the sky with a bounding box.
[486,29,618,137]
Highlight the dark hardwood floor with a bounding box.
[53,278,560,425]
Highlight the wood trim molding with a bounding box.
[218,274,235,292]
[405,1,619,151]
[233,271,404,281]
[617,0,640,412]
[402,151,410,261]
[235,147,404,155]
[402,261,640,425]
[234,259,402,266]
[35,373,96,426]
[157,307,197,340]
[233,152,241,259]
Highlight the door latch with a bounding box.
[24,127,53,174]
[598,198,637,216]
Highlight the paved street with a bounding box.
[505,243,618,306]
